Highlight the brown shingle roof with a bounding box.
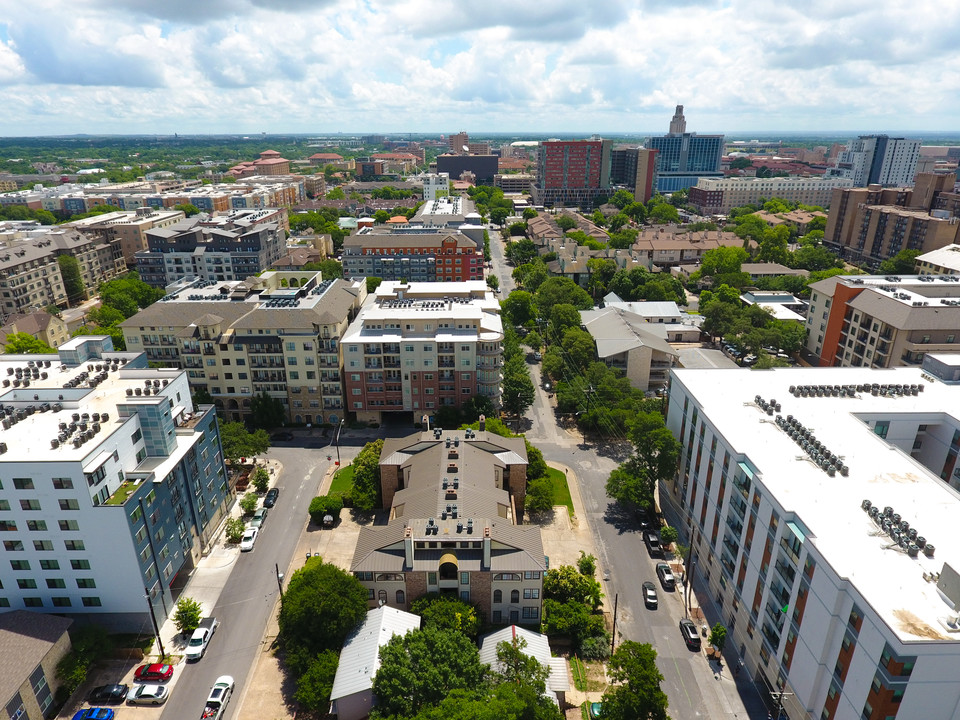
[0,611,72,703]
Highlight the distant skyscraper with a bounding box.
[645,107,722,193]
[828,135,921,187]
[669,105,686,135]
[449,131,469,154]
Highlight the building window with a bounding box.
[493,590,502,603]
[13,478,34,490]
[396,590,405,604]
[492,610,502,623]
[460,572,469,585]
[460,590,470,602]
[81,597,102,607]
[522,607,539,619]
[511,589,520,603]
[523,588,540,599]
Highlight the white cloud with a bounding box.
[0,0,957,135]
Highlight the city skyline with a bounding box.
[0,1,958,137]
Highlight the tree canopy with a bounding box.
[351,439,384,511]
[249,392,285,429]
[410,593,481,639]
[600,641,669,720]
[2,333,56,354]
[219,421,271,464]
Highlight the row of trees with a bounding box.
[467,185,514,225]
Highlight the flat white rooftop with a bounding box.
[672,366,960,643]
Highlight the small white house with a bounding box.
[329,606,421,720]
[478,625,570,707]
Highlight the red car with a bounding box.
[134,664,174,683]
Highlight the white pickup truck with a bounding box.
[185,617,219,661]
[200,676,234,720]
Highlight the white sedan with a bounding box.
[239,526,258,552]
[127,684,168,705]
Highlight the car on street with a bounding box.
[679,618,702,650]
[133,663,174,683]
[270,431,293,442]
[240,526,258,552]
[644,530,663,558]
[86,685,128,705]
[127,685,168,706]
[533,351,542,361]
[635,509,653,531]
[201,675,235,720]
[656,562,675,590]
[185,617,219,661]
[248,507,268,530]
[72,709,114,720]
[263,487,279,508]
[642,581,658,609]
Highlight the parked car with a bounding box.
[679,618,702,650]
[72,709,114,720]
[133,663,174,683]
[185,617,220,661]
[644,530,664,558]
[533,351,542,361]
[642,581,658,609]
[201,675,235,720]
[248,507,268,530]
[87,685,128,705]
[263,488,279,508]
[656,562,675,590]
[240,527,258,552]
[127,685,168,706]
[270,431,293,442]
[635,509,653,531]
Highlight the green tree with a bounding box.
[294,650,339,715]
[525,441,548,480]
[309,494,344,523]
[495,636,549,690]
[239,492,258,515]
[525,478,554,515]
[522,207,538,220]
[486,274,500,290]
[366,276,383,294]
[730,156,753,170]
[249,391,285,429]
[577,551,597,577]
[560,327,596,371]
[525,330,543,352]
[490,207,510,226]
[709,623,728,652]
[649,203,679,224]
[544,565,603,609]
[623,202,647,224]
[610,189,635,209]
[541,599,605,648]
[58,255,85,305]
[327,187,346,200]
[512,260,549,292]
[374,209,390,224]
[224,518,245,543]
[278,557,367,673]
[252,466,270,494]
[172,596,203,635]
[660,525,678,547]
[608,212,630,232]
[502,290,535,326]
[755,225,790,265]
[508,221,528,237]
[56,626,114,699]
[534,277,593,319]
[372,627,490,718]
[556,215,577,231]
[98,272,165,317]
[2,332,56,354]
[700,246,749,277]
[352,439,384,511]
[878,248,921,275]
[411,593,481,639]
[600,641,669,720]
[629,411,682,489]
[505,238,538,265]
[174,203,201,217]
[502,356,536,419]
[219,421,270,465]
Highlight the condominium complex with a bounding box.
[610,146,659,203]
[828,135,921,187]
[341,282,503,423]
[119,273,366,425]
[351,427,545,624]
[689,176,855,215]
[804,274,960,368]
[824,173,960,264]
[342,229,483,282]
[135,211,287,287]
[65,207,186,264]
[422,173,450,202]
[0,336,229,631]
[494,173,536,195]
[664,363,960,720]
[645,106,723,193]
[532,139,612,208]
[915,244,960,276]
[0,228,127,318]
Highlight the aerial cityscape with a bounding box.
[2,3,960,720]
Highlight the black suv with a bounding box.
[263,488,280,508]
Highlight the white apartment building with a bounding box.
[665,362,960,720]
[0,337,229,631]
[421,173,450,202]
[342,282,503,423]
[689,177,854,215]
[915,244,960,276]
[829,136,921,188]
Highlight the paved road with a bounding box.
[488,225,516,295]
[160,437,358,720]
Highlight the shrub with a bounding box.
[577,551,597,577]
[309,495,344,524]
[172,596,202,635]
[660,525,678,547]
[580,633,612,660]
[252,467,270,494]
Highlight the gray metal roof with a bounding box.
[479,625,570,694]
[582,308,679,358]
[330,606,421,702]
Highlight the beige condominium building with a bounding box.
[64,207,186,265]
[688,176,854,215]
[351,427,545,625]
[120,272,366,425]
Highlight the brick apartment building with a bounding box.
[533,139,612,208]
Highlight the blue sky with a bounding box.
[0,0,957,137]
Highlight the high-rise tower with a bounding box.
[668,105,686,135]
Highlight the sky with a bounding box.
[0,0,958,137]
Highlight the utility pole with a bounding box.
[144,589,165,660]
[772,688,793,719]
[275,563,284,597]
[335,419,345,465]
[610,592,619,656]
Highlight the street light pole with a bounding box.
[335,419,345,465]
[144,588,165,660]
[275,563,284,597]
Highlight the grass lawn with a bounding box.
[329,464,354,496]
[543,466,574,517]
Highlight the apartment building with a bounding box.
[351,427,545,624]
[805,274,960,367]
[422,173,450,202]
[688,177,854,215]
[341,282,503,423]
[645,107,723,193]
[0,311,70,351]
[494,173,535,194]
[0,229,126,317]
[580,306,679,391]
[410,195,480,229]
[0,336,229,631]
[824,174,960,264]
[342,230,483,282]
[915,244,960,275]
[632,226,746,270]
[532,139,612,208]
[828,135,921,187]
[0,612,73,720]
[609,146,659,203]
[136,212,287,287]
[120,273,366,425]
[664,363,960,720]
[65,207,186,265]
